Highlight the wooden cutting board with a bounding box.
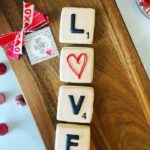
[0,0,150,149]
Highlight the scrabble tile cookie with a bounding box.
[59,7,95,44]
[55,123,90,150]
[57,86,94,123]
[60,47,94,83]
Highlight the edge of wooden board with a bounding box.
[102,0,150,124]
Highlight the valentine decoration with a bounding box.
[0,63,7,75]
[136,0,150,18]
[24,27,59,65]
[56,7,95,150]
[0,1,49,60]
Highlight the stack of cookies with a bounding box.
[55,7,95,150]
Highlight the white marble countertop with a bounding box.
[0,48,45,150]
[116,0,150,79]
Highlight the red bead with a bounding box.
[0,123,9,136]
[0,93,6,104]
[15,94,26,106]
[0,63,7,75]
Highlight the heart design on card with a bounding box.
[46,49,53,56]
[67,53,88,79]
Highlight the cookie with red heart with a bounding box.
[60,47,94,83]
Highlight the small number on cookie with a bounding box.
[86,32,89,39]
[82,113,87,119]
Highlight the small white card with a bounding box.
[25,27,59,65]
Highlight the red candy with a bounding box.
[0,93,6,104]
[0,123,9,136]
[15,94,26,106]
[0,63,7,75]
[143,0,150,5]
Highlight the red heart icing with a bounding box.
[67,53,88,79]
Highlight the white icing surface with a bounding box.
[59,7,95,44]
[60,47,94,83]
[57,86,94,123]
[55,123,90,150]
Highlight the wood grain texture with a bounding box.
[0,0,150,149]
